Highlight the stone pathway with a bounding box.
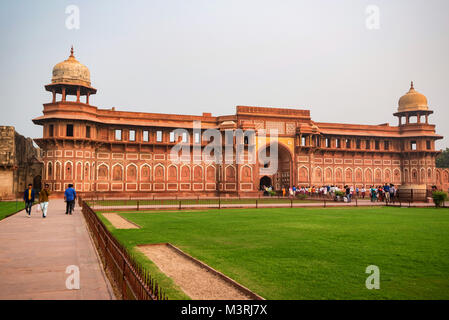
[102,213,139,229]
[137,244,257,300]
[0,199,114,300]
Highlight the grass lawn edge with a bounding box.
[0,201,26,221]
[95,211,191,300]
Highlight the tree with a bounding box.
[436,148,449,168]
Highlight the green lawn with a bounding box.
[97,206,449,300]
[0,201,25,220]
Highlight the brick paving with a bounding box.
[0,199,114,300]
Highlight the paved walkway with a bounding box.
[0,199,114,300]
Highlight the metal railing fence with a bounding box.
[82,194,435,211]
[80,197,166,300]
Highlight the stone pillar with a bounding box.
[76,87,80,102]
[62,87,66,102]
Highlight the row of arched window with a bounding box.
[45,161,93,181]
[298,166,441,184]
[44,161,254,182]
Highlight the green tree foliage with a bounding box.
[436,148,449,168]
[432,191,447,207]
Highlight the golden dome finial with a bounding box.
[51,47,91,87]
[398,81,428,112]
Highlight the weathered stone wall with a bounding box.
[14,130,44,195]
[0,126,16,198]
[0,126,43,199]
[0,126,15,165]
[0,169,14,198]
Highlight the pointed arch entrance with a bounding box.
[258,143,293,191]
[259,176,272,190]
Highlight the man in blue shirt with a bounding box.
[64,184,77,215]
[383,183,390,202]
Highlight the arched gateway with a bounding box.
[259,176,272,190]
[258,143,293,191]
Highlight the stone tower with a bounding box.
[33,47,97,193]
[394,82,441,187]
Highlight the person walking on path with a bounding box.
[383,183,390,203]
[23,184,35,218]
[390,184,396,202]
[64,184,77,215]
[345,185,351,203]
[377,186,384,202]
[289,187,294,198]
[39,184,51,218]
[370,186,377,202]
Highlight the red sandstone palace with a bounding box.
[33,48,449,196]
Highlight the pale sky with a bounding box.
[1,0,448,149]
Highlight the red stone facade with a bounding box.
[32,49,449,196]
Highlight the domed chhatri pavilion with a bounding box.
[33,48,449,196]
[45,46,96,104]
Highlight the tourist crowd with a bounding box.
[271,184,399,202]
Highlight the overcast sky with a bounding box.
[1,0,448,149]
